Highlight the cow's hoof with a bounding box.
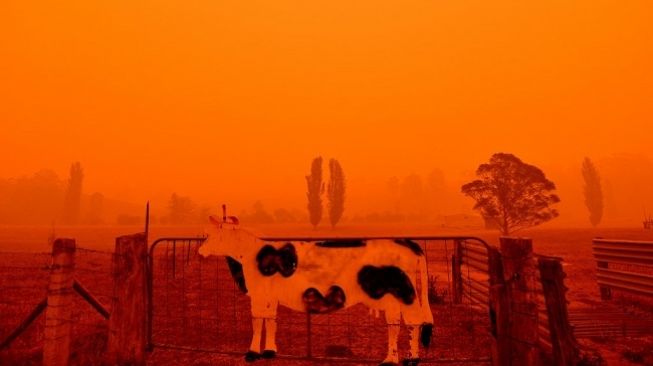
[244,351,261,362]
[262,350,277,359]
[421,323,433,347]
[403,358,420,366]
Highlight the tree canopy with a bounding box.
[461,153,560,235]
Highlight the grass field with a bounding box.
[1,224,653,365]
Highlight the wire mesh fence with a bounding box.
[148,237,493,364]
[0,251,51,364]
[68,246,117,365]
[1,233,581,365]
[0,244,119,366]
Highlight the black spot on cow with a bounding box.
[316,240,366,248]
[393,239,424,256]
[357,265,416,305]
[256,245,278,276]
[302,286,346,313]
[277,243,298,277]
[256,243,298,277]
[225,256,247,293]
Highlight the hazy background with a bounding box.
[2,0,652,227]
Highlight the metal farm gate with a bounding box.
[146,236,495,364]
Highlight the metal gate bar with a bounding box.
[147,235,493,364]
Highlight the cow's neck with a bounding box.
[223,227,260,260]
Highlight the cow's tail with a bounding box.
[418,256,434,347]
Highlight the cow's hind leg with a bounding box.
[381,307,401,366]
[401,303,431,366]
[262,317,278,359]
[403,325,421,366]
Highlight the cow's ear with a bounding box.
[209,215,221,226]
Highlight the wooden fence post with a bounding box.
[538,257,578,366]
[488,246,509,366]
[43,238,76,366]
[451,240,464,304]
[499,237,539,366]
[107,233,147,366]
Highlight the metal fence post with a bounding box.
[107,233,147,366]
[43,238,76,366]
[451,239,464,304]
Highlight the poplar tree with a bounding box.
[306,157,324,228]
[62,162,84,225]
[328,159,346,228]
[582,157,603,227]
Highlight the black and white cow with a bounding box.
[198,216,434,366]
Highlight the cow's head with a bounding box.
[198,214,253,260]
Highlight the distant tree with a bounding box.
[273,208,297,223]
[327,159,346,227]
[582,157,603,227]
[386,176,401,212]
[84,192,104,225]
[241,201,274,224]
[461,153,560,235]
[306,157,324,228]
[197,206,213,224]
[427,168,447,216]
[0,169,63,224]
[168,193,195,225]
[62,162,84,225]
[401,173,425,220]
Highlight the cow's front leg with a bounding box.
[381,308,401,366]
[262,318,277,359]
[247,298,278,362]
[245,317,264,362]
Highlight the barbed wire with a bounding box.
[76,247,115,256]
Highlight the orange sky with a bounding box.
[1,1,652,224]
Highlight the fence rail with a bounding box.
[456,240,491,307]
[593,238,653,300]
